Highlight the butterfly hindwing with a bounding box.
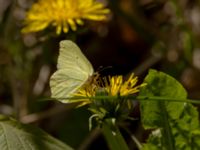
[50,40,94,103]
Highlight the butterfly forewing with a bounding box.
[58,40,93,74]
[50,40,94,103]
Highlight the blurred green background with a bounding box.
[1,0,200,149]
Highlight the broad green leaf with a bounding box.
[139,69,187,129]
[0,115,73,150]
[139,69,200,150]
[142,104,200,150]
[141,129,162,150]
[171,104,200,149]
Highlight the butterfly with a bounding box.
[50,40,96,103]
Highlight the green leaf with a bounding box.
[141,130,162,150]
[171,104,200,149]
[139,69,200,150]
[0,115,73,150]
[139,69,187,129]
[142,103,200,150]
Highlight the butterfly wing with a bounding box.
[50,40,94,103]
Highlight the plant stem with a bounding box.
[52,95,200,104]
[102,121,129,150]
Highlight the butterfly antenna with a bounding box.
[97,66,113,73]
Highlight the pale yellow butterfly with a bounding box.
[50,40,95,103]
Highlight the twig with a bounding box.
[20,103,75,124]
[129,53,162,76]
[77,128,101,150]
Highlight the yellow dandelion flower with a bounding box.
[105,73,146,97]
[73,81,97,107]
[73,73,146,126]
[22,0,110,34]
[73,73,146,107]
